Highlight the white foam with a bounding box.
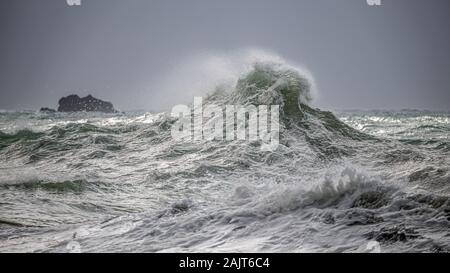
[149,48,318,110]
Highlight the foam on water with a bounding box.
[1,56,450,252]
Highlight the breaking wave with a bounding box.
[1,51,450,252]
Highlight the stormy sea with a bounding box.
[1,61,449,253]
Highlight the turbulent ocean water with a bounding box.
[1,62,450,253]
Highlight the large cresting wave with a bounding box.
[1,51,450,252]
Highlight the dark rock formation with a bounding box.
[39,107,56,113]
[57,95,116,113]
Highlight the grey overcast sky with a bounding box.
[0,0,449,111]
